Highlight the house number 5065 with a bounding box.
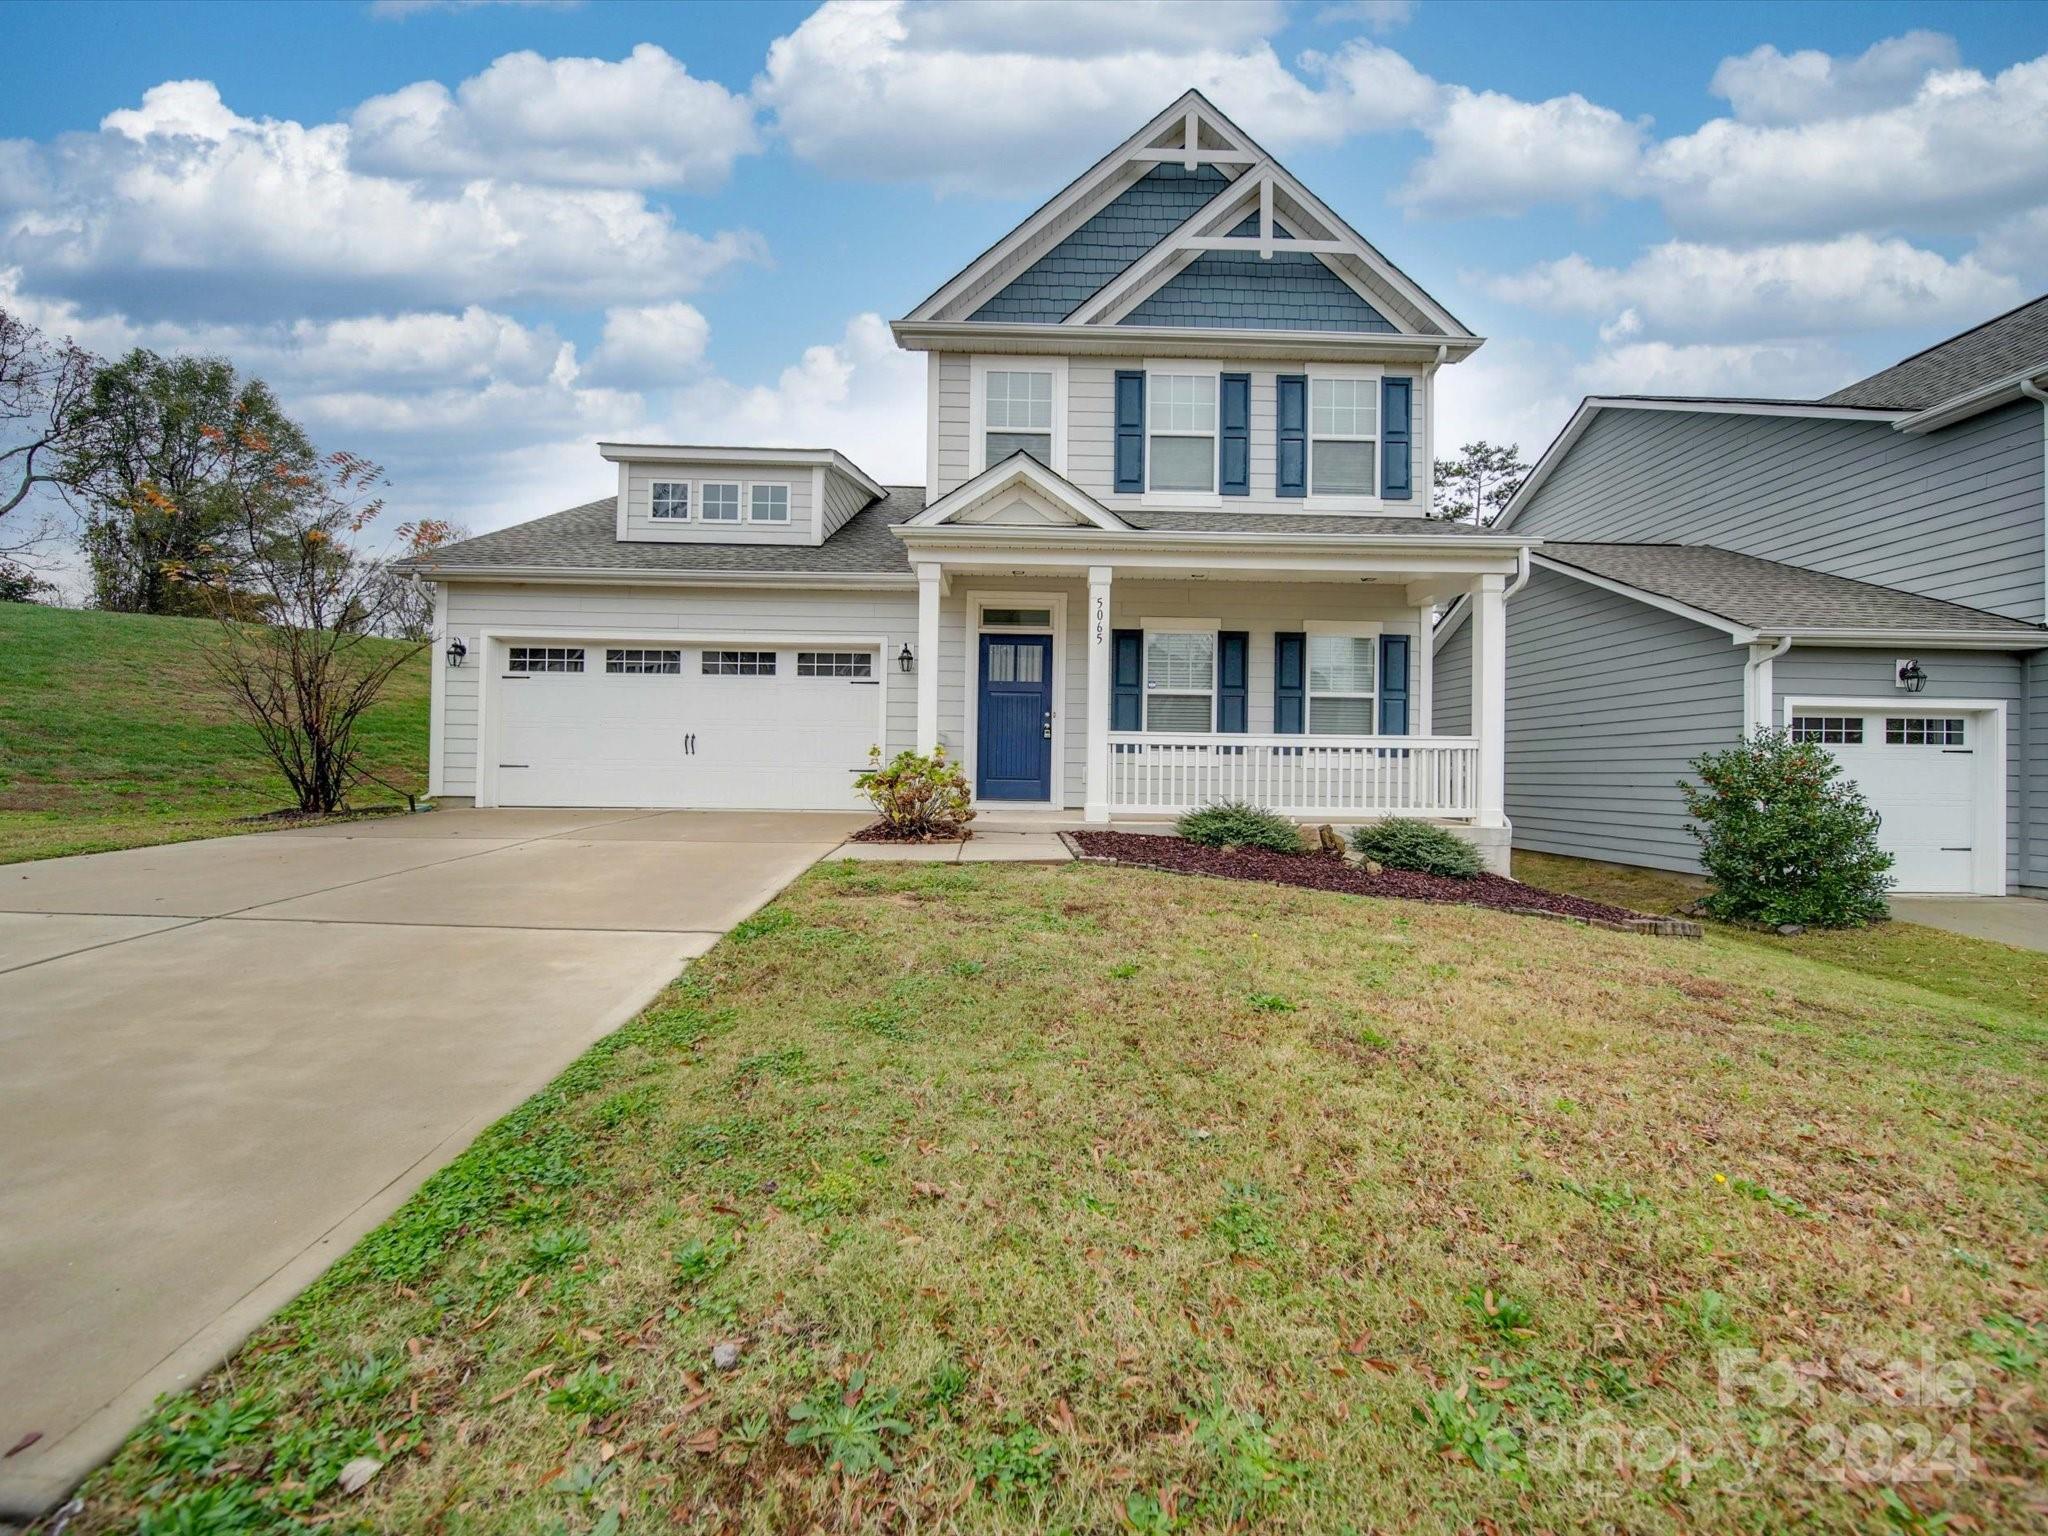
[1094,595,1105,643]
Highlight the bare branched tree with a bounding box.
[0,307,94,550]
[366,520,467,640]
[197,447,452,814]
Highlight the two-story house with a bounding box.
[410,91,1535,870]
[1434,296,2048,896]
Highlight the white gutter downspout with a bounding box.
[2019,378,2048,626]
[1504,543,1532,601]
[1743,635,1791,736]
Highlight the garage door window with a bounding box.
[508,646,584,673]
[1790,715,1863,745]
[1886,717,1965,746]
[703,650,776,676]
[606,648,682,675]
[797,651,873,678]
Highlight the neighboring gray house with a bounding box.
[1435,296,2048,895]
[409,92,1535,868]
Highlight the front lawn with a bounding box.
[65,863,2045,1534]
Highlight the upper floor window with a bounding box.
[1148,373,1216,494]
[650,481,689,520]
[749,483,790,523]
[985,370,1052,467]
[701,482,741,522]
[1310,378,1377,496]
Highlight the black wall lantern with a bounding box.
[897,643,915,674]
[1896,657,1927,693]
[446,636,468,669]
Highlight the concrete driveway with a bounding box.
[1891,893,2048,953]
[0,808,862,1519]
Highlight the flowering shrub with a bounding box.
[1680,729,1892,928]
[855,746,974,839]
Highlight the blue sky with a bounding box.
[1,0,2043,558]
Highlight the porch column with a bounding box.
[1470,573,1507,827]
[1084,564,1113,822]
[916,562,942,754]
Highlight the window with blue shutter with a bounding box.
[1219,374,1250,497]
[1378,634,1410,734]
[1273,632,1305,733]
[1217,631,1248,732]
[1111,629,1143,730]
[1114,372,1145,494]
[1276,375,1306,498]
[1381,377,1412,501]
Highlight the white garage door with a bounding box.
[1790,709,1982,893]
[494,643,880,810]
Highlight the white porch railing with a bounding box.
[1105,733,1479,819]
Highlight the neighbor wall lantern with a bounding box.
[1896,658,1927,693]
[446,637,468,668]
[898,643,915,674]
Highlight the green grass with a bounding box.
[1516,848,2048,1021]
[0,603,430,864]
[64,862,2047,1535]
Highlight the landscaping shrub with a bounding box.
[1680,728,1893,928]
[1350,817,1481,878]
[855,746,974,839]
[1176,800,1302,854]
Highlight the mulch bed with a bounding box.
[1070,830,1697,936]
[849,820,971,844]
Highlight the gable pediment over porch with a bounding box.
[906,451,1132,532]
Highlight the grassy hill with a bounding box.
[0,602,430,864]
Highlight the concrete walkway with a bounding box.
[0,808,862,1520]
[1892,894,2048,953]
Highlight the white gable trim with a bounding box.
[1493,397,1916,532]
[908,452,1131,532]
[1066,169,1267,327]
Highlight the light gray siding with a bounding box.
[819,468,872,540]
[2027,652,2048,893]
[621,462,814,545]
[1433,620,1471,734]
[935,354,972,498]
[1514,402,2047,623]
[1772,646,2026,888]
[1493,566,1748,872]
[437,582,919,797]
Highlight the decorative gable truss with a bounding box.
[900,91,1475,347]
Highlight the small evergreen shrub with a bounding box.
[1176,800,1303,854]
[1350,818,1481,878]
[1680,729,1893,928]
[854,746,974,838]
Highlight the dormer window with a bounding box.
[1147,373,1216,494]
[650,481,689,520]
[985,370,1052,467]
[749,484,790,522]
[700,482,741,522]
[1310,377,1377,496]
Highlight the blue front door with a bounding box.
[977,634,1053,800]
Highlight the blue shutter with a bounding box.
[1111,629,1143,731]
[1378,634,1410,735]
[1114,371,1145,494]
[1276,375,1306,499]
[1273,632,1305,733]
[1218,631,1248,732]
[1219,373,1250,497]
[1381,377,1412,500]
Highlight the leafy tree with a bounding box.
[0,307,94,545]
[1680,729,1893,928]
[0,558,56,603]
[1432,441,1529,526]
[195,450,434,814]
[61,349,317,615]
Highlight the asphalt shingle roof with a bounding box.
[1540,542,2046,637]
[1822,294,2048,410]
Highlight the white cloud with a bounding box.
[1977,204,2048,278]
[754,0,1437,195]
[909,1,1285,57]
[1315,1,1416,34]
[1573,338,1858,400]
[1484,236,2022,340]
[1710,30,1959,124]
[351,44,759,189]
[1398,87,1646,217]
[586,302,712,388]
[0,81,764,322]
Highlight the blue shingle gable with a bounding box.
[1119,249,1395,333]
[968,164,1228,324]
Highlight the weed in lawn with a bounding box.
[971,1421,1058,1498]
[1191,1401,1303,1511]
[590,1084,658,1130]
[1559,1176,1659,1221]
[946,958,987,978]
[1416,1381,1524,1477]
[526,1225,591,1271]
[1727,1175,1813,1217]
[1673,1289,1748,1346]
[551,1460,614,1502]
[733,1045,810,1083]
[317,1350,405,1410]
[1246,991,1296,1012]
[923,1359,971,1412]
[729,906,799,943]
[672,1233,736,1287]
[149,1393,274,1475]
[784,1371,912,1475]
[1121,1490,1188,1534]
[1966,1312,2044,1374]
[544,1364,629,1420]
[134,1483,272,1536]
[1209,1181,1281,1258]
[1109,961,1140,979]
[1463,1286,1536,1341]
[835,1000,914,1041]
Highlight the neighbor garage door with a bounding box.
[1788,708,1985,893]
[494,642,880,809]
